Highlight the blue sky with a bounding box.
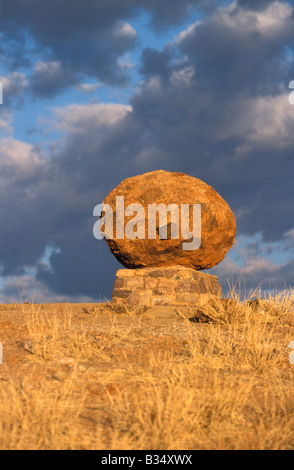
[1,0,294,302]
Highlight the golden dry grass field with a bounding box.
[0,289,294,450]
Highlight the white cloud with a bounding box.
[248,94,294,148]
[213,253,286,282]
[237,94,294,153]
[114,21,137,39]
[177,1,293,45]
[211,230,294,293]
[175,21,200,45]
[33,61,62,75]
[239,257,279,276]
[170,66,194,87]
[204,92,294,153]
[76,83,101,93]
[253,1,293,36]
[53,102,132,134]
[2,72,28,92]
[0,138,42,176]
[214,1,293,37]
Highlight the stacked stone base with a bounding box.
[111,266,221,308]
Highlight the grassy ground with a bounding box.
[0,288,294,450]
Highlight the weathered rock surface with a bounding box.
[102,170,236,270]
[111,266,222,307]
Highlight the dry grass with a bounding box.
[0,288,294,450]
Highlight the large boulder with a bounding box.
[100,170,236,270]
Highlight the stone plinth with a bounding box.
[111,266,221,308]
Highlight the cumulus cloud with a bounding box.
[0,138,42,178]
[2,0,211,90]
[52,102,132,134]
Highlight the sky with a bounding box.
[0,0,294,303]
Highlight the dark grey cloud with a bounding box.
[0,103,135,299]
[31,62,79,98]
[131,0,294,242]
[3,0,214,34]
[139,0,218,30]
[1,1,294,302]
[178,3,294,97]
[237,0,289,10]
[140,47,173,80]
[2,0,212,91]
[1,73,28,106]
